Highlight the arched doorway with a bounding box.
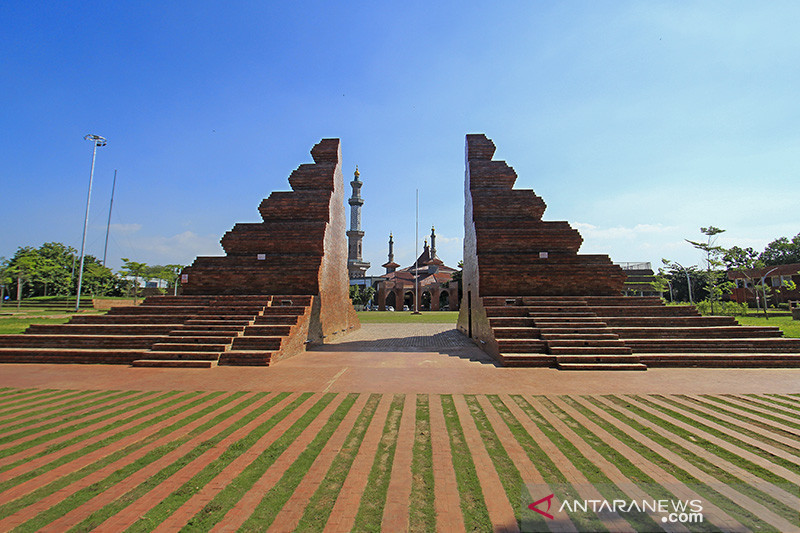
[439,290,449,310]
[385,291,396,311]
[404,291,414,310]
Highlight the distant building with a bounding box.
[617,262,659,297]
[728,262,800,306]
[376,227,459,311]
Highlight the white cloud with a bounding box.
[123,231,223,266]
[108,223,142,235]
[573,222,677,241]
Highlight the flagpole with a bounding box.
[102,169,117,267]
[413,188,420,314]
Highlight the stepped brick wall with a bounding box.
[458,134,800,369]
[182,138,358,342]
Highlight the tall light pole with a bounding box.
[102,169,117,267]
[76,134,106,312]
[669,261,694,304]
[759,267,780,319]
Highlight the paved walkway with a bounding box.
[2,323,800,394]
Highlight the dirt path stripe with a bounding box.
[0,391,201,488]
[0,390,178,464]
[733,394,800,419]
[684,394,800,442]
[452,395,519,532]
[476,396,577,533]
[322,394,392,533]
[380,393,415,532]
[23,392,270,533]
[163,392,346,531]
[428,393,465,533]
[617,396,800,498]
[0,392,238,530]
[644,395,800,470]
[92,392,313,532]
[263,394,370,533]
[0,391,152,451]
[747,394,800,414]
[0,390,104,422]
[501,394,629,532]
[591,395,799,531]
[705,395,800,430]
[0,390,70,411]
[558,395,746,532]
[662,395,800,453]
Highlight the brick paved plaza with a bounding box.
[0,324,799,531]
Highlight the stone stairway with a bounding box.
[483,295,800,369]
[0,295,314,368]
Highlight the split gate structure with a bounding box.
[457,133,800,370]
[0,139,359,368]
[2,134,800,370]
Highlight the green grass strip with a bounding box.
[653,395,800,460]
[680,395,800,446]
[485,396,559,533]
[462,395,522,525]
[701,395,800,430]
[295,394,381,532]
[580,395,777,531]
[125,392,315,533]
[0,388,76,413]
[66,392,282,533]
[178,393,340,531]
[350,394,405,532]
[0,390,165,457]
[0,389,70,411]
[440,394,491,533]
[19,391,264,532]
[531,397,660,532]
[549,396,714,532]
[729,394,800,420]
[0,391,222,521]
[749,394,800,414]
[0,389,111,423]
[605,395,797,525]
[630,395,799,485]
[408,395,435,533]
[233,393,359,531]
[0,392,209,508]
[0,390,139,434]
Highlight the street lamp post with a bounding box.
[75,134,106,312]
[759,267,780,319]
[670,261,694,304]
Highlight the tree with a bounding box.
[349,284,375,308]
[0,257,10,309]
[686,226,732,315]
[760,233,800,266]
[119,258,148,304]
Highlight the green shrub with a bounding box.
[695,300,748,316]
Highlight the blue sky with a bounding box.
[2,2,799,276]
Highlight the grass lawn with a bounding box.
[735,315,800,338]
[356,311,457,324]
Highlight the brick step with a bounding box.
[613,326,784,339]
[142,297,216,306]
[70,315,187,324]
[261,306,306,315]
[496,339,547,353]
[484,307,534,318]
[533,318,606,326]
[548,346,633,355]
[0,335,165,349]
[588,306,699,317]
[25,324,179,335]
[184,319,254,327]
[557,362,647,371]
[538,327,614,335]
[196,306,265,315]
[556,354,641,364]
[499,353,553,367]
[639,354,800,367]
[493,327,541,339]
[139,351,220,361]
[0,348,146,364]
[168,329,242,337]
[488,317,536,328]
[527,310,597,317]
[107,305,206,315]
[191,314,259,321]
[603,317,737,327]
[131,359,214,368]
[625,338,800,353]
[541,333,620,341]
[582,296,664,306]
[253,315,301,325]
[219,351,273,366]
[243,325,293,336]
[150,342,229,352]
[231,337,282,350]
